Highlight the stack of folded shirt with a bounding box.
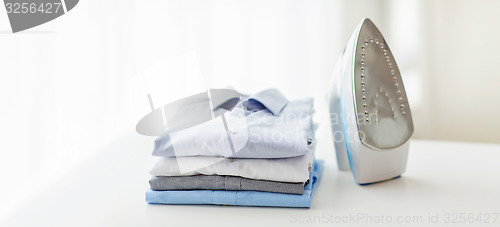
[145,89,323,208]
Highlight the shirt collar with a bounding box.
[243,89,289,115]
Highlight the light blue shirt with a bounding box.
[153,89,314,158]
[145,160,323,208]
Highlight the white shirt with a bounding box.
[153,89,314,159]
[149,147,315,183]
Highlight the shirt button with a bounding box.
[238,113,244,118]
[230,128,238,134]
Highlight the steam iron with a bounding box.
[327,18,414,184]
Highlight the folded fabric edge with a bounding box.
[145,159,324,208]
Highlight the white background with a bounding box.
[0,0,499,222]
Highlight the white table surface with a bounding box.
[2,133,499,227]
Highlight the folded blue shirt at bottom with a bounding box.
[145,160,324,208]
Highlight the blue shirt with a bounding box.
[153,89,314,158]
[145,160,323,208]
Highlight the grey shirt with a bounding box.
[149,175,307,195]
